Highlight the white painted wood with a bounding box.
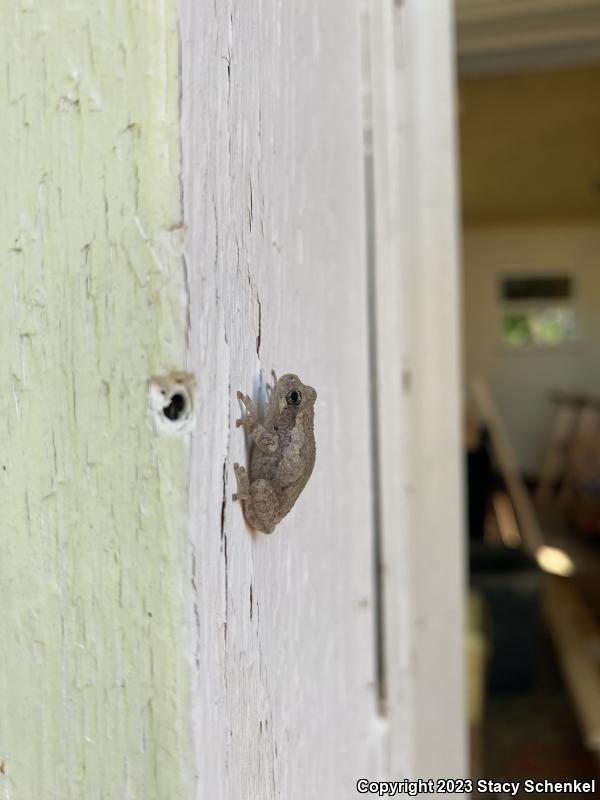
[180,0,464,792]
[180,1,382,797]
[365,0,467,781]
[362,0,413,776]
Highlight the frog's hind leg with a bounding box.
[245,478,279,534]
[232,462,251,501]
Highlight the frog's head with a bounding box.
[276,374,317,416]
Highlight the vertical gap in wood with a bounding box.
[361,4,387,713]
[364,150,387,714]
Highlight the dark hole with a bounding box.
[163,392,186,421]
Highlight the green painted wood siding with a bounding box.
[0,2,191,797]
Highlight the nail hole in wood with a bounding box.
[149,372,196,435]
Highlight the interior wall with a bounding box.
[463,224,600,475]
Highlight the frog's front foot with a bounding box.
[236,391,258,429]
[266,369,278,401]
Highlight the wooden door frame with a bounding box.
[363,0,467,778]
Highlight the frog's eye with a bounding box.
[286,389,302,406]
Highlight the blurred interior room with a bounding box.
[456,0,600,791]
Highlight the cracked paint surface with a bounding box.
[0,1,190,798]
[181,1,381,797]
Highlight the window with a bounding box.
[499,274,577,348]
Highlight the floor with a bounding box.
[538,502,600,623]
[482,627,599,799]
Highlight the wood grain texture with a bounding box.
[180,1,381,796]
[0,2,191,797]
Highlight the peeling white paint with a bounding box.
[181,0,383,797]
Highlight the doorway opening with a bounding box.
[456,1,600,787]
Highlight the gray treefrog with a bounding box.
[233,372,317,533]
